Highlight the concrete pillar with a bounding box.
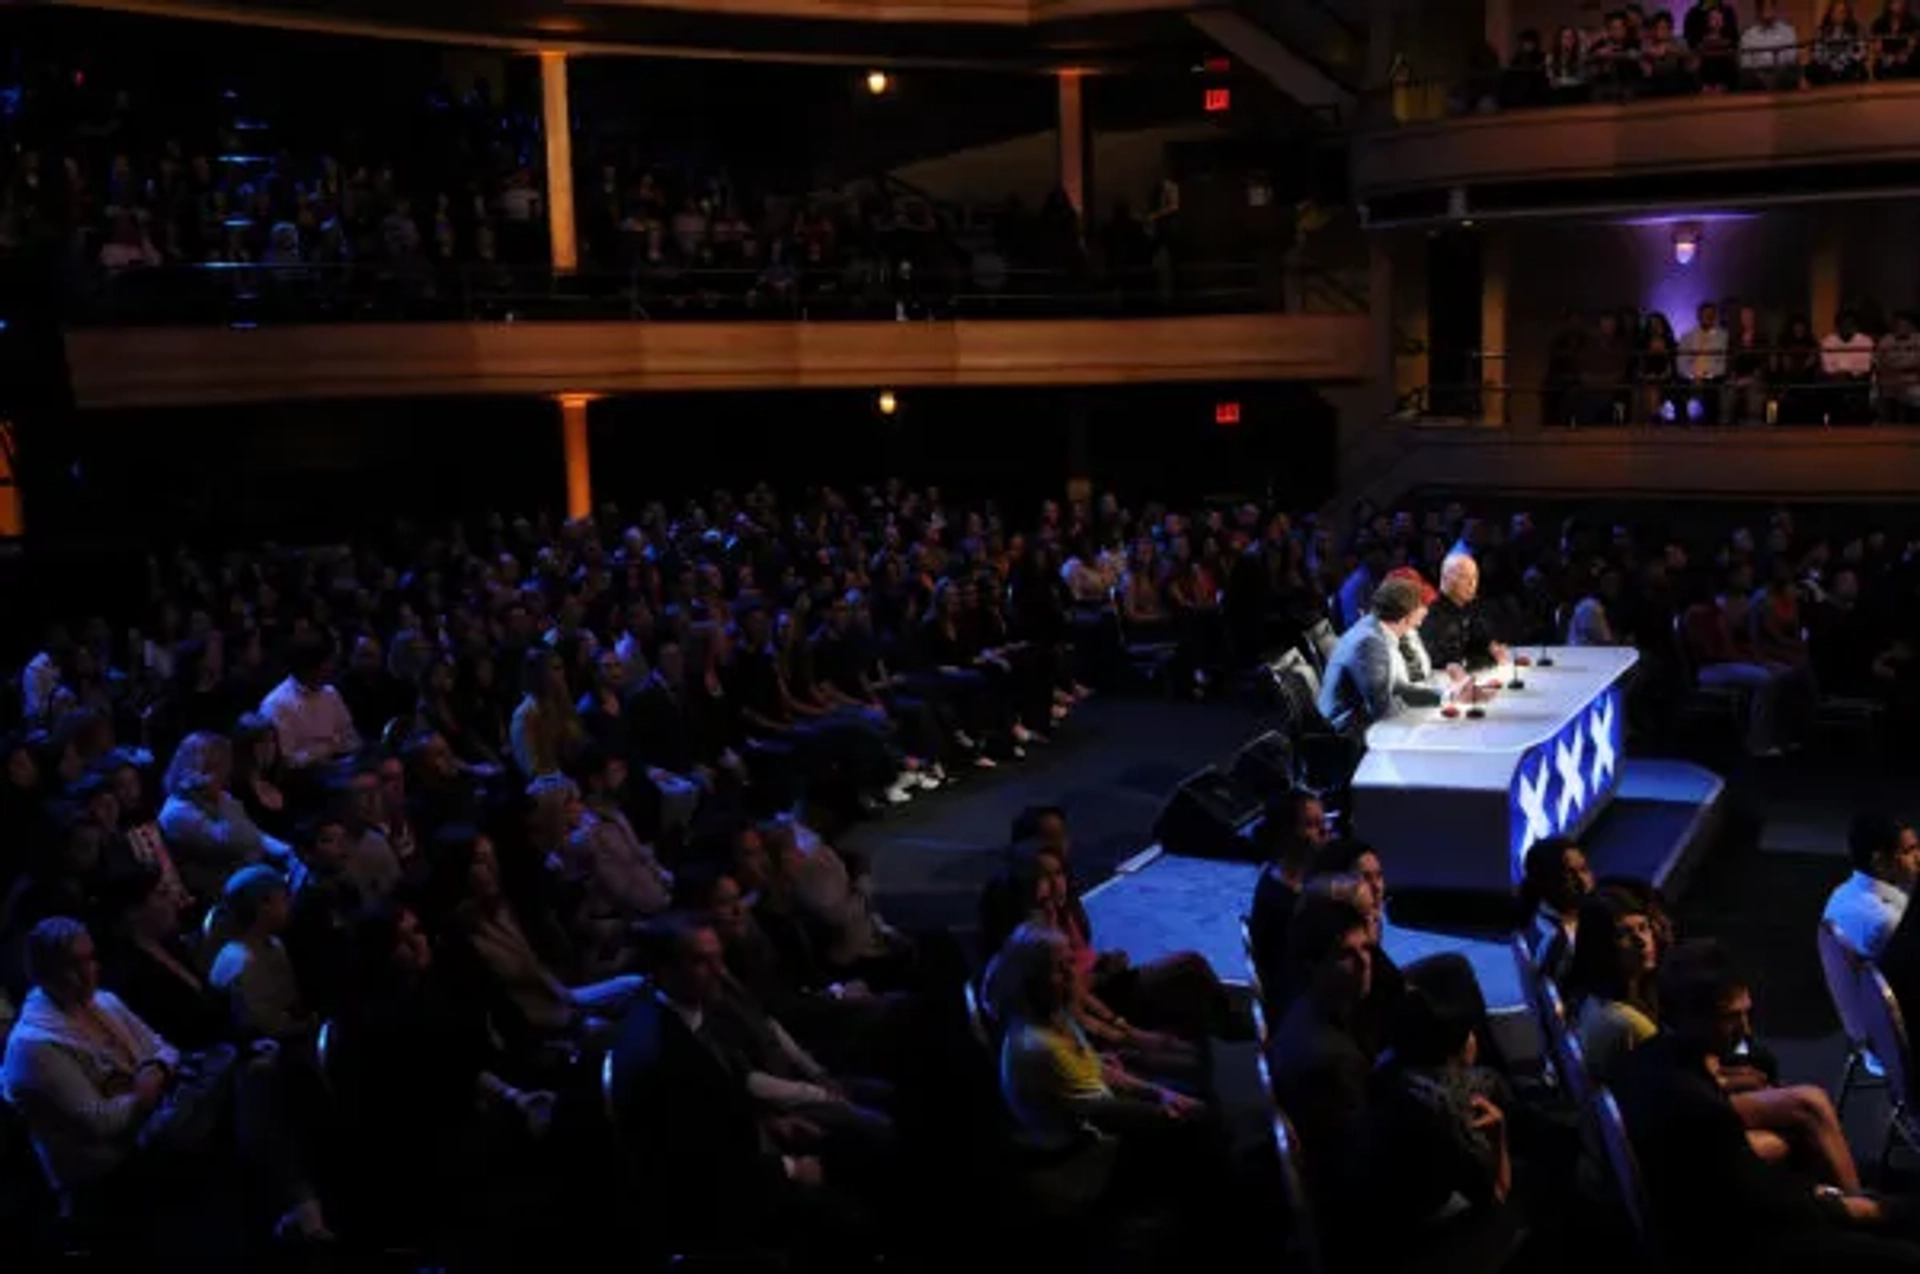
[1810,218,1842,335]
[558,394,595,520]
[1480,232,1509,426]
[1056,69,1087,228]
[539,51,579,275]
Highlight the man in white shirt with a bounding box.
[1678,301,1730,424]
[1738,0,1800,89]
[1822,814,1920,959]
[258,636,362,770]
[1821,310,1876,424]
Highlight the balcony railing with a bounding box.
[1409,352,1920,429]
[60,259,1369,327]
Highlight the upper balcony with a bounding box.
[1354,56,1920,219]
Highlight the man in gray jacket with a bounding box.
[1317,577,1454,737]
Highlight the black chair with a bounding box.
[1593,1087,1662,1269]
[1300,617,1339,673]
[1254,1049,1326,1274]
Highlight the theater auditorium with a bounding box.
[2,1,1919,1271]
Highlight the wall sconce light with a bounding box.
[1671,223,1702,267]
[876,390,898,416]
[865,70,892,96]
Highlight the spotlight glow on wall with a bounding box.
[1671,222,1702,267]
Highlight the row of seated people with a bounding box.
[1236,786,1920,1274]
[1335,503,1920,754]
[1516,827,1920,1273]
[1,31,547,279]
[0,481,1344,1265]
[1464,0,1920,114]
[1544,304,1920,429]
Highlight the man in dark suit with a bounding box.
[1420,552,1510,673]
[1248,789,1328,1005]
[610,914,870,1266]
[629,639,699,778]
[1265,896,1376,1212]
[1317,577,1451,737]
[1614,941,1920,1273]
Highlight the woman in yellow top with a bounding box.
[1564,887,1662,1088]
[986,923,1205,1213]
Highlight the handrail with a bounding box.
[61,258,1370,325]
[1360,34,1917,129]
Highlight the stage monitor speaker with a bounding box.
[1153,764,1265,862]
[1231,730,1296,800]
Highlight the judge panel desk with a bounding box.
[1353,647,1635,896]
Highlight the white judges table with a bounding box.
[1351,645,1635,894]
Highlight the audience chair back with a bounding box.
[313,1020,337,1096]
[1842,957,1920,1168]
[200,903,236,955]
[1511,934,1565,1087]
[1241,915,1266,1007]
[1273,648,1323,705]
[963,979,994,1054]
[1545,1003,1594,1117]
[1816,919,1888,1115]
[1593,1086,1659,1266]
[1300,618,1338,674]
[1255,1055,1326,1274]
[600,1047,619,1129]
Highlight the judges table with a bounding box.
[1352,646,1635,895]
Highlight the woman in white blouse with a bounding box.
[156,731,292,899]
[1,917,328,1239]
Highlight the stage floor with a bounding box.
[1080,854,1526,1010]
[1078,756,1725,1015]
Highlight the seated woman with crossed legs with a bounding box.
[1566,886,1860,1190]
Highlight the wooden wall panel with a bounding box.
[64,315,1370,408]
[1348,425,1920,511]
[1356,82,1920,199]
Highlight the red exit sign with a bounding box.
[1215,401,1242,426]
[1204,87,1231,113]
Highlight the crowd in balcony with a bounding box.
[1,460,1918,1267]
[1457,0,1920,113]
[0,22,1216,323]
[1540,298,1920,425]
[0,36,551,293]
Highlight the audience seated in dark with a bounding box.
[1614,940,1920,1273]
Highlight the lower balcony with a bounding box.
[63,312,1371,407]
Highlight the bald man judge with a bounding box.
[1419,552,1510,673]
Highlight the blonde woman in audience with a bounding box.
[988,922,1204,1214]
[509,647,585,779]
